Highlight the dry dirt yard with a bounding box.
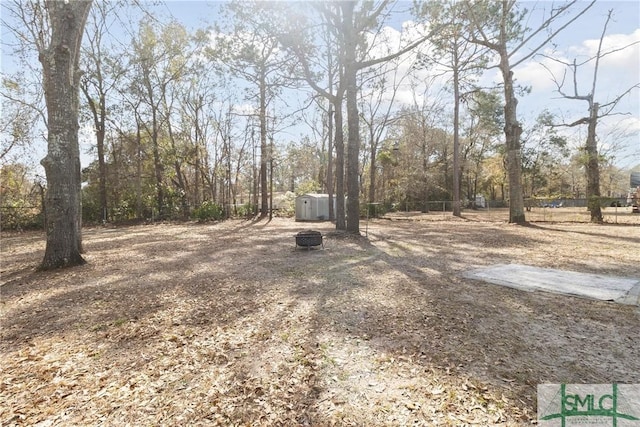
[1,214,639,426]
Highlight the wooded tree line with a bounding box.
[1,1,637,267]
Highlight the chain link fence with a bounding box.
[367,198,639,224]
[4,197,637,231]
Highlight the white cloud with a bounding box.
[601,114,640,135]
[514,27,640,125]
[515,52,570,92]
[513,29,640,96]
[364,21,433,65]
[361,22,444,108]
[562,29,640,97]
[581,29,640,68]
[231,103,256,116]
[620,115,640,133]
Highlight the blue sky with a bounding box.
[511,1,640,168]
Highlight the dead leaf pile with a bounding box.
[1,214,638,425]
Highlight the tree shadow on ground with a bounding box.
[285,222,640,424]
[525,221,640,245]
[1,219,638,425]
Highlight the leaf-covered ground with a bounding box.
[1,211,639,426]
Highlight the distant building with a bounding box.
[295,194,334,221]
[475,195,486,208]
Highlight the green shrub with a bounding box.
[235,203,256,218]
[192,200,224,222]
[295,180,321,196]
[0,204,43,231]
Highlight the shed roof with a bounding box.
[296,193,330,199]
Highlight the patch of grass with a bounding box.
[90,317,127,331]
[113,318,128,327]
[321,355,337,367]
[337,370,350,381]
[91,323,108,332]
[293,347,313,367]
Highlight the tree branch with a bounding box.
[462,2,499,51]
[589,9,612,102]
[598,83,640,117]
[552,117,590,127]
[511,0,596,68]
[358,31,431,70]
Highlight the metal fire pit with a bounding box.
[295,230,324,250]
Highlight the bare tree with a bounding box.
[213,1,294,219]
[80,2,127,223]
[1,0,93,264]
[540,10,640,222]
[279,3,347,229]
[282,1,431,232]
[464,0,595,224]
[415,0,489,216]
[128,20,192,218]
[335,1,431,233]
[397,81,447,212]
[0,76,39,163]
[359,56,408,212]
[461,89,503,205]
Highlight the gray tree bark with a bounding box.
[500,65,526,224]
[498,4,526,224]
[585,103,603,222]
[259,66,269,218]
[342,2,361,234]
[39,0,92,270]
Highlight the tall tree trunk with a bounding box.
[165,104,189,219]
[334,100,346,230]
[194,102,201,208]
[421,140,429,213]
[586,102,603,222]
[452,63,461,217]
[143,80,164,219]
[252,128,258,215]
[150,105,164,218]
[343,3,360,234]
[367,122,376,207]
[326,27,335,222]
[327,103,335,221]
[269,134,274,220]
[135,125,143,219]
[96,97,107,222]
[81,70,107,223]
[82,87,108,222]
[39,1,92,270]
[227,137,232,218]
[259,67,269,218]
[501,64,526,224]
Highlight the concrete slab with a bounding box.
[463,264,640,306]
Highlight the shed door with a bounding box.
[303,198,312,219]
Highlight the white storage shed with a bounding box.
[295,194,334,221]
